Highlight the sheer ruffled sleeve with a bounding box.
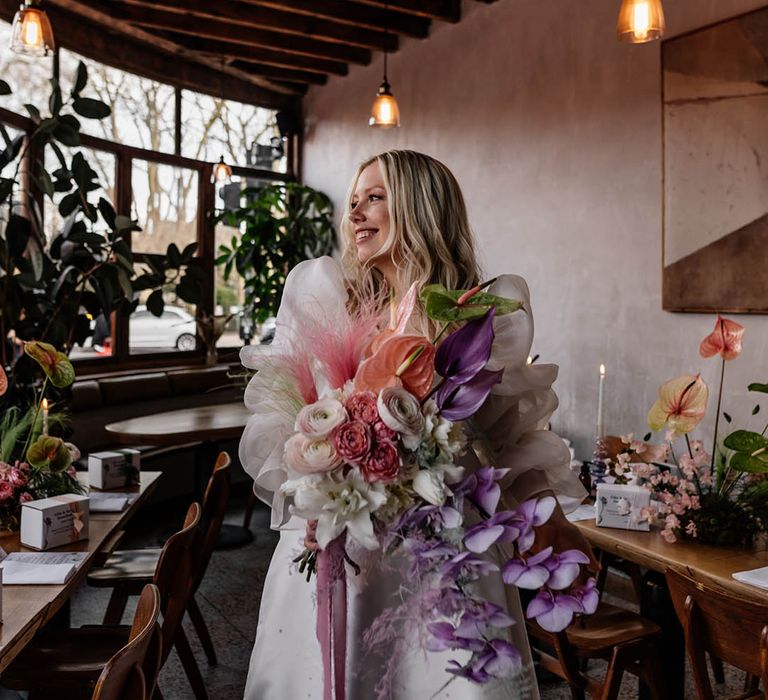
[471,275,584,511]
[238,256,348,529]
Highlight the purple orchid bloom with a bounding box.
[436,368,504,421]
[464,511,521,553]
[526,589,583,632]
[461,601,516,629]
[426,620,486,653]
[543,549,591,590]
[502,547,553,589]
[456,466,510,516]
[571,577,599,615]
[508,496,557,553]
[446,638,521,683]
[435,308,496,384]
[438,551,499,582]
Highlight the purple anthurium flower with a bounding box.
[508,496,557,553]
[526,589,583,632]
[502,547,553,589]
[543,549,591,590]
[435,308,496,385]
[438,551,499,582]
[571,577,599,615]
[464,511,521,553]
[436,368,504,421]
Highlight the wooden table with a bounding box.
[574,518,768,601]
[0,471,161,674]
[105,403,251,548]
[104,402,249,447]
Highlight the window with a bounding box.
[59,49,176,153]
[181,90,285,172]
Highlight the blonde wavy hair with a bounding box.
[340,150,481,329]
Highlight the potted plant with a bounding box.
[214,181,336,333]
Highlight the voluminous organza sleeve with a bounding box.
[238,256,348,529]
[471,274,584,511]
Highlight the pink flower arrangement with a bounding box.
[0,460,33,530]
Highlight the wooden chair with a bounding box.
[88,451,231,674]
[666,567,768,700]
[91,584,162,700]
[3,501,202,700]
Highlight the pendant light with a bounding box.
[369,7,400,128]
[212,155,232,184]
[617,0,666,44]
[10,0,55,56]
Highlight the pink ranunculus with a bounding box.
[19,491,33,503]
[284,433,341,475]
[0,481,14,501]
[344,392,379,425]
[294,398,347,439]
[373,420,397,443]
[361,441,401,483]
[333,420,372,463]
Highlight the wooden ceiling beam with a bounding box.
[0,0,297,109]
[242,0,430,39]
[154,32,349,77]
[226,61,326,87]
[349,0,460,22]
[116,0,398,52]
[100,2,373,65]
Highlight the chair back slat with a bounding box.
[196,452,231,590]
[667,568,768,697]
[154,501,202,665]
[91,584,161,700]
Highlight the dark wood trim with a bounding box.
[157,33,349,76]
[243,0,430,39]
[0,107,32,131]
[230,61,327,87]
[115,0,398,52]
[104,2,373,64]
[174,88,182,157]
[16,0,299,108]
[114,151,133,360]
[352,0,460,22]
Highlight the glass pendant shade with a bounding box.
[617,0,665,43]
[10,1,55,56]
[368,80,400,128]
[212,156,232,183]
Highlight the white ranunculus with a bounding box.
[421,399,466,464]
[283,433,341,475]
[412,469,448,506]
[377,387,425,450]
[286,471,387,550]
[295,398,348,439]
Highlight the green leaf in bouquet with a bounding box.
[24,341,76,388]
[723,430,768,453]
[730,451,768,474]
[748,383,768,394]
[26,436,72,473]
[420,284,523,322]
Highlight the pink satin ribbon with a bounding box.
[316,536,347,700]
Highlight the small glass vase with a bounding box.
[205,344,218,367]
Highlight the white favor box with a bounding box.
[20,494,90,551]
[88,450,139,490]
[596,483,651,531]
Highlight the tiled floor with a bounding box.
[67,495,750,699]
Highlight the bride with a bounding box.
[239,150,594,699]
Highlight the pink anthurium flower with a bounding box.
[699,315,744,361]
[647,374,708,436]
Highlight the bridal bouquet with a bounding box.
[267,281,596,698]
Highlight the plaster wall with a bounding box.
[301,0,768,459]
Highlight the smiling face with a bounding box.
[348,162,391,268]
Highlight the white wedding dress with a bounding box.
[239,257,583,700]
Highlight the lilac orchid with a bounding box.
[463,511,521,553]
[526,589,584,632]
[446,639,522,683]
[502,547,553,588]
[437,551,499,582]
[508,496,557,553]
[570,577,600,615]
[455,466,510,515]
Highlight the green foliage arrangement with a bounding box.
[215,181,336,324]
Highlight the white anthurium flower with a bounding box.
[294,397,347,439]
[286,471,387,551]
[412,469,449,506]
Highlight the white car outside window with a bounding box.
[129,305,197,350]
